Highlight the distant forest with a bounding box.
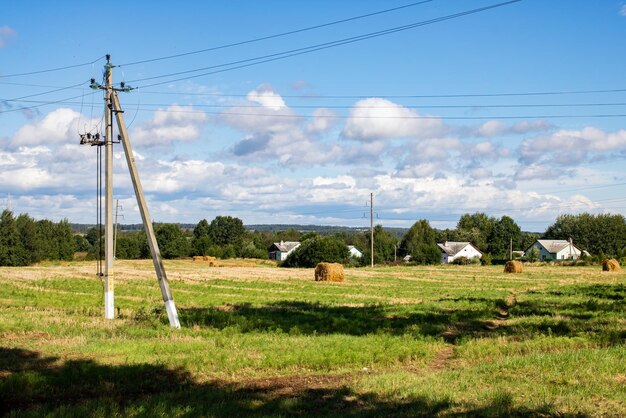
[2,210,625,267]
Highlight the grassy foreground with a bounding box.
[0,260,624,417]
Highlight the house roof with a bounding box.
[271,241,300,252]
[437,241,481,257]
[534,239,575,254]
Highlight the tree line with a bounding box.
[1,210,625,267]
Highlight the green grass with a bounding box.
[0,262,624,417]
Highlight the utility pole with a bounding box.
[104,56,114,320]
[112,90,180,328]
[82,55,180,328]
[509,237,513,260]
[370,192,374,268]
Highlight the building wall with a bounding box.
[555,245,581,260]
[442,245,482,264]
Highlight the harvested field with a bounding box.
[0,261,624,417]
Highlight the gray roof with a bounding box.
[535,239,573,253]
[272,241,300,252]
[437,241,481,257]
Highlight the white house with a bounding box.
[268,241,301,261]
[437,242,482,264]
[525,239,581,261]
[347,245,363,258]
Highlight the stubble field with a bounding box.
[0,260,624,417]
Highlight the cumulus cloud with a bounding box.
[518,127,626,168]
[246,85,286,110]
[342,98,448,141]
[477,119,553,137]
[221,86,340,166]
[307,108,338,134]
[131,104,208,145]
[10,108,83,148]
[0,26,16,48]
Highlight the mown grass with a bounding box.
[0,261,624,417]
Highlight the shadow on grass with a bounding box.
[172,283,625,345]
[0,347,583,417]
[179,301,494,339]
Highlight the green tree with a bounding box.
[56,219,75,261]
[208,216,246,247]
[363,225,397,264]
[457,212,496,251]
[35,219,59,261]
[400,220,440,264]
[16,213,39,265]
[282,236,349,268]
[543,213,626,256]
[488,215,522,258]
[155,223,190,259]
[0,210,25,266]
[191,219,213,256]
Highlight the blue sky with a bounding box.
[2,0,626,231]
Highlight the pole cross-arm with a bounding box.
[111,92,181,329]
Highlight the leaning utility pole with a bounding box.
[83,54,180,328]
[370,192,374,268]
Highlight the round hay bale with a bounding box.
[504,260,523,273]
[193,256,203,262]
[602,258,621,272]
[203,255,216,261]
[314,262,344,282]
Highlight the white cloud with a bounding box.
[10,108,83,148]
[620,5,626,16]
[477,120,552,137]
[307,108,338,134]
[246,85,286,110]
[342,98,448,141]
[222,88,340,166]
[131,104,208,145]
[0,26,16,48]
[518,127,626,168]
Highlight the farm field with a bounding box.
[0,260,624,417]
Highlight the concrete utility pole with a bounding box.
[83,55,180,328]
[510,237,513,260]
[112,92,180,328]
[104,57,114,320]
[370,192,374,268]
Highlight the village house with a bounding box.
[347,245,363,258]
[268,241,301,261]
[525,239,581,261]
[437,241,482,264]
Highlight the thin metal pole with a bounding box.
[104,55,114,320]
[112,92,180,328]
[113,199,120,260]
[370,192,374,268]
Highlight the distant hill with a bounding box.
[71,222,408,237]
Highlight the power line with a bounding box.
[8,97,626,110]
[6,99,626,119]
[0,81,91,106]
[0,56,105,78]
[118,1,434,67]
[137,87,626,99]
[131,1,522,89]
[4,81,626,100]
[0,91,98,115]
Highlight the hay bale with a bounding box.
[602,258,621,272]
[203,255,216,261]
[193,256,203,262]
[504,260,523,273]
[314,262,344,282]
